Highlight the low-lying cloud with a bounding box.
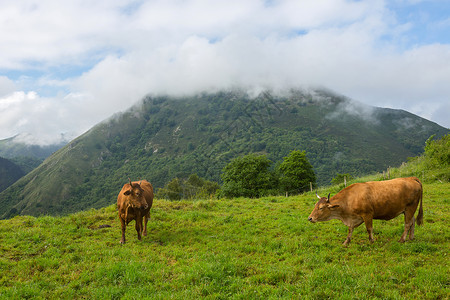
[0,0,449,145]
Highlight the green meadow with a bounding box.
[1,181,448,299]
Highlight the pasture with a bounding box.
[0,182,448,299]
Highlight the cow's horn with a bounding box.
[316,193,321,199]
[128,177,132,186]
[327,193,331,202]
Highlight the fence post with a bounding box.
[310,182,313,192]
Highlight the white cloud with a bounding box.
[0,76,16,97]
[0,91,95,145]
[0,0,449,144]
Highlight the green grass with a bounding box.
[1,182,449,299]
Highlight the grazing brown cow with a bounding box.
[308,177,423,246]
[117,179,154,244]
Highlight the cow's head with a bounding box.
[308,193,339,223]
[123,179,148,210]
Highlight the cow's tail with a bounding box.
[415,178,424,226]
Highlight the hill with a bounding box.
[0,137,66,173]
[0,157,24,193]
[0,89,448,218]
[0,136,65,160]
[0,181,448,298]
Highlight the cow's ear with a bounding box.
[124,190,132,196]
[328,204,339,209]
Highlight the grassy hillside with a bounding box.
[1,89,448,219]
[0,181,448,299]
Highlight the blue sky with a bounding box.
[0,0,449,144]
[388,0,450,46]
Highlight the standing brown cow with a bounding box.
[308,177,423,246]
[117,179,154,244]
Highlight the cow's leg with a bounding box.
[362,216,374,243]
[120,217,126,244]
[135,218,143,240]
[400,210,415,243]
[409,216,416,240]
[343,227,354,247]
[143,211,150,236]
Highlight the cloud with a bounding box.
[0,91,96,145]
[0,0,449,144]
[0,76,16,97]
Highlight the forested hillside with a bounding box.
[0,157,24,193]
[1,89,448,218]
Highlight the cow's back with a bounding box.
[337,177,422,220]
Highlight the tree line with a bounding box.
[156,150,317,200]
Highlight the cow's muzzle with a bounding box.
[308,217,315,223]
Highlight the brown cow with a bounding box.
[117,179,154,244]
[308,177,423,246]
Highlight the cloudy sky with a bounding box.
[1,0,449,145]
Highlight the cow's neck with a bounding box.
[328,198,354,226]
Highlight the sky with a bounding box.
[0,0,449,145]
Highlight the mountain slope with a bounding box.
[0,136,65,160]
[0,157,25,193]
[0,137,66,174]
[1,89,448,218]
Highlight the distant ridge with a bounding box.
[0,157,24,193]
[1,89,448,218]
[0,136,66,160]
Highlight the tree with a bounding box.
[156,178,183,200]
[220,154,276,198]
[183,174,219,199]
[424,134,449,167]
[156,174,220,200]
[278,150,316,195]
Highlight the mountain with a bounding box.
[0,137,66,173]
[0,89,448,218]
[0,136,66,160]
[0,157,25,193]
